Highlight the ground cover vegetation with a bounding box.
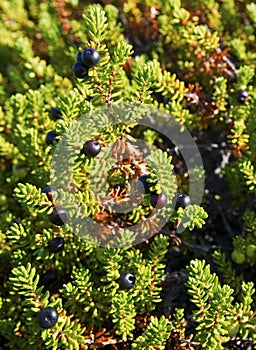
[0,0,255,349]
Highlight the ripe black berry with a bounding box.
[41,269,57,285]
[50,107,62,120]
[48,207,68,226]
[86,95,94,102]
[119,272,136,289]
[136,174,157,194]
[150,192,168,208]
[48,236,65,252]
[76,50,83,62]
[236,90,249,103]
[82,140,101,156]
[175,194,191,209]
[37,307,58,329]
[46,131,59,146]
[42,186,58,201]
[72,62,89,79]
[81,48,100,66]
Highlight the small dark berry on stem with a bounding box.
[72,62,88,79]
[46,131,59,146]
[136,174,157,194]
[76,50,83,62]
[236,90,249,103]
[41,269,57,285]
[175,194,191,209]
[37,307,58,329]
[49,207,68,226]
[42,186,58,201]
[50,108,62,120]
[82,140,101,156]
[48,236,65,252]
[119,272,136,289]
[81,48,100,66]
[86,95,94,102]
[150,192,168,208]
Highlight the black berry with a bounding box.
[37,307,58,329]
[236,90,249,103]
[81,48,100,66]
[136,174,157,194]
[76,50,83,62]
[42,186,58,201]
[48,236,65,252]
[119,272,136,289]
[86,95,94,102]
[175,194,191,209]
[49,207,68,226]
[46,131,59,146]
[150,192,168,208]
[72,62,89,79]
[82,140,101,156]
[41,269,57,285]
[50,108,62,120]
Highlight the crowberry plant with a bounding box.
[81,48,100,66]
[42,186,58,201]
[236,90,249,103]
[150,192,168,208]
[48,237,65,253]
[119,272,136,289]
[48,207,68,226]
[175,194,191,209]
[45,131,59,146]
[82,139,101,156]
[72,61,89,79]
[50,107,62,120]
[0,2,255,350]
[37,307,58,329]
[136,174,157,194]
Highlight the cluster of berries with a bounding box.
[136,174,191,209]
[231,244,256,264]
[38,174,189,331]
[43,136,101,225]
[72,48,100,79]
[38,42,192,330]
[37,271,136,329]
[45,100,102,228]
[46,107,101,150]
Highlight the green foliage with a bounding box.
[0,0,255,349]
[186,259,256,349]
[131,316,171,349]
[229,210,256,266]
[146,149,177,198]
[13,183,53,214]
[111,291,136,340]
[239,159,256,191]
[131,60,160,104]
[179,205,208,230]
[212,249,243,295]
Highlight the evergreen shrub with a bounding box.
[0,1,255,349]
